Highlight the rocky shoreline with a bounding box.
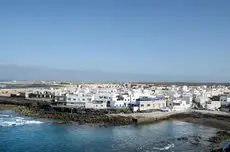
[173,130,230,152]
[0,104,135,125]
[1,97,230,151]
[170,112,230,131]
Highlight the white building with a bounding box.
[134,97,166,111]
[85,100,107,109]
[206,101,221,110]
[219,95,230,106]
[196,95,210,108]
[172,99,192,111]
[65,93,92,105]
[110,100,130,108]
[110,93,131,108]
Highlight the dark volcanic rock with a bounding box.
[217,130,230,136]
[177,137,188,141]
[210,148,223,152]
[209,136,222,143]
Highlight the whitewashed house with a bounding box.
[93,93,114,108]
[85,100,107,109]
[110,93,131,108]
[134,97,166,111]
[206,101,221,110]
[220,95,230,106]
[172,99,192,111]
[196,95,210,108]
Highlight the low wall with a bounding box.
[135,112,182,124]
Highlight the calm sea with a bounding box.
[0,110,223,152]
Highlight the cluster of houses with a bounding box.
[7,83,230,112]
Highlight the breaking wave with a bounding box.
[153,143,175,151]
[137,140,175,151]
[0,113,43,127]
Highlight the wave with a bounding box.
[0,114,11,118]
[0,114,43,127]
[153,143,175,151]
[137,140,175,152]
[0,120,43,127]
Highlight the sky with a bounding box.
[0,0,230,81]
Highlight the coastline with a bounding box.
[1,103,230,128]
[1,103,230,129]
[1,100,230,151]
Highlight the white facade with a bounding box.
[172,100,192,111]
[110,100,130,108]
[219,95,230,106]
[206,101,221,110]
[66,94,92,103]
[220,95,230,102]
[85,101,107,109]
[197,95,210,108]
[136,99,166,111]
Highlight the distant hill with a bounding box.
[0,64,229,83]
[0,64,154,82]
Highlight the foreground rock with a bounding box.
[175,131,230,152]
[209,131,230,152]
[0,104,135,125]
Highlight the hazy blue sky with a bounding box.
[0,0,230,81]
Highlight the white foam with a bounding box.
[15,117,24,120]
[0,120,43,126]
[160,143,175,150]
[153,143,175,151]
[24,120,43,124]
[0,114,43,126]
[0,114,10,117]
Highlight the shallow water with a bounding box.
[0,110,220,152]
[0,110,43,127]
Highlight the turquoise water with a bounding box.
[0,110,221,152]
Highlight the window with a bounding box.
[82,99,85,101]
[73,98,76,101]
[153,104,155,108]
[101,105,103,107]
[141,104,144,107]
[96,105,98,107]
[68,98,71,101]
[147,104,150,107]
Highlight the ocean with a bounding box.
[0,110,224,152]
